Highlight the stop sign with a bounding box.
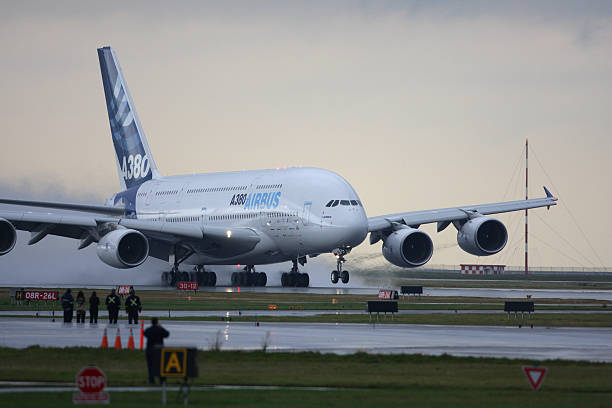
[76,366,106,394]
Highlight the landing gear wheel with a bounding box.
[257,272,267,287]
[302,273,309,287]
[181,271,190,282]
[331,270,339,284]
[340,270,349,284]
[168,271,177,286]
[209,272,217,287]
[281,273,287,287]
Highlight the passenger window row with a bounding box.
[325,199,362,207]
[186,186,247,194]
[210,211,296,221]
[167,216,199,223]
[256,184,282,189]
[156,190,179,196]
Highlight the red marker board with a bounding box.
[23,290,58,301]
[73,366,109,404]
[522,366,548,391]
[178,281,199,291]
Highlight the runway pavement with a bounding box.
[0,318,610,362]
[1,309,611,318]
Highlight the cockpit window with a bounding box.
[325,200,334,207]
[340,200,350,206]
[350,200,358,206]
[331,200,339,207]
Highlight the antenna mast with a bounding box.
[525,138,529,275]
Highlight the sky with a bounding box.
[0,1,611,284]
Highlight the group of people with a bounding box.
[60,287,142,324]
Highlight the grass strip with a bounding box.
[2,289,610,312]
[1,346,611,392]
[1,388,612,408]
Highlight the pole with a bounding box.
[525,138,529,275]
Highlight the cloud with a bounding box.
[0,1,610,269]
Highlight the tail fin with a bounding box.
[97,46,160,190]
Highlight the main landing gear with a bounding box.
[231,265,267,287]
[281,259,310,288]
[331,249,349,284]
[161,265,217,287]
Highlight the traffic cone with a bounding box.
[127,328,135,350]
[114,328,122,349]
[100,328,109,348]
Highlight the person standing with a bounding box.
[89,291,100,324]
[75,291,86,324]
[144,317,169,384]
[61,288,74,323]
[105,289,121,324]
[125,288,142,325]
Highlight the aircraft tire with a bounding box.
[281,273,287,287]
[258,272,267,287]
[209,272,217,287]
[231,272,237,286]
[341,270,349,284]
[302,273,309,288]
[331,270,339,284]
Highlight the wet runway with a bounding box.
[0,318,610,362]
[1,309,611,318]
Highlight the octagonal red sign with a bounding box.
[76,366,106,394]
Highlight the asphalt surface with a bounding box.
[0,318,610,362]
[1,309,611,318]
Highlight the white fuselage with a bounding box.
[122,167,368,266]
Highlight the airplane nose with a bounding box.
[336,211,368,248]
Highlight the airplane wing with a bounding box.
[368,186,557,239]
[0,198,125,216]
[0,210,260,260]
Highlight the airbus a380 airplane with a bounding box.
[0,47,557,288]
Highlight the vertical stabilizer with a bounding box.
[97,46,161,190]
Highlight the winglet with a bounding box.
[543,186,557,201]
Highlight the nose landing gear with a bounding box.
[331,248,350,284]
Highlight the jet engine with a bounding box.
[96,229,149,268]
[0,218,17,256]
[382,227,433,268]
[457,216,507,256]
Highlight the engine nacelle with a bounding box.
[382,227,433,268]
[0,218,17,256]
[457,216,507,256]
[96,229,149,269]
